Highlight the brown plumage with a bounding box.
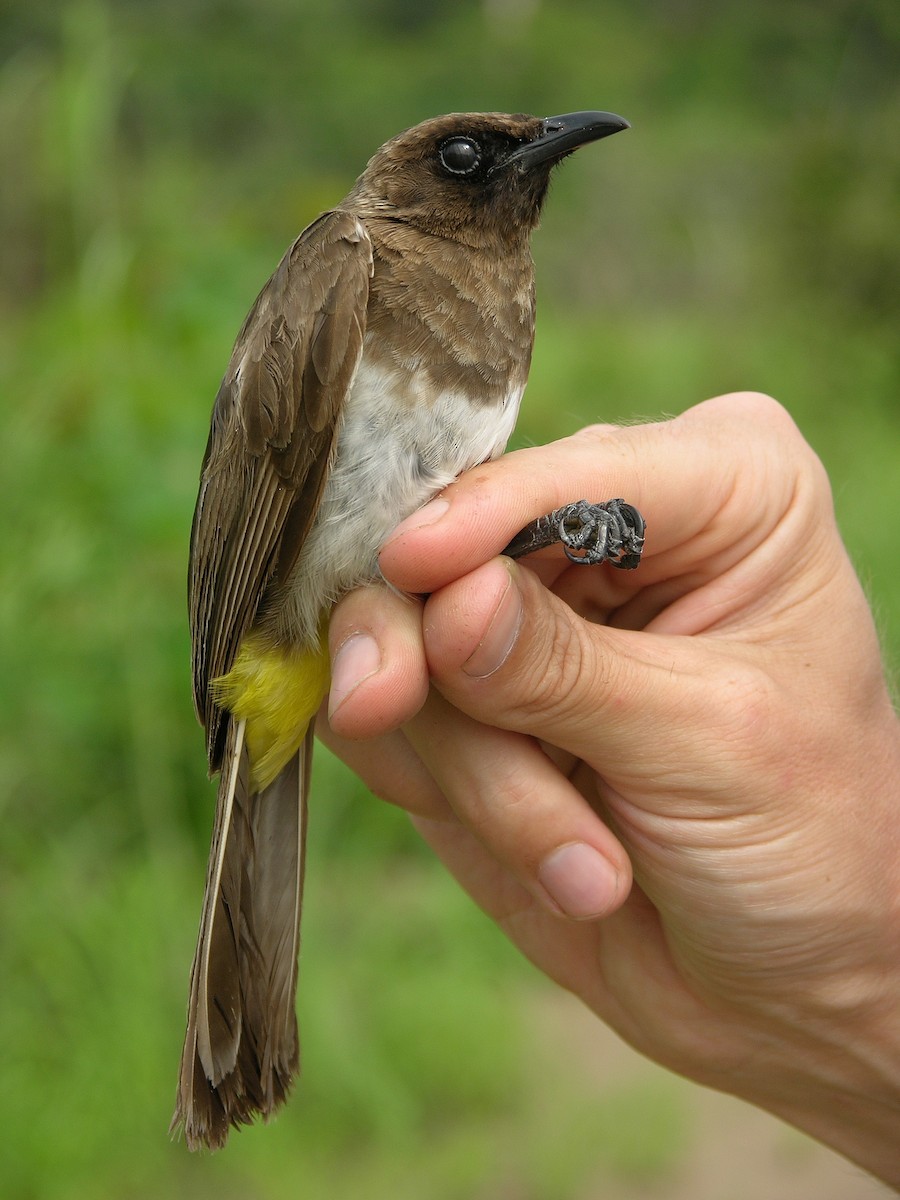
[174,110,629,1149]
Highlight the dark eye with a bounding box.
[439,137,482,176]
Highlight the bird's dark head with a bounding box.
[347,110,629,247]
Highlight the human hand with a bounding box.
[320,393,900,1184]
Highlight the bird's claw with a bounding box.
[557,498,645,569]
[504,498,646,570]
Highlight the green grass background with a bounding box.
[1,2,898,1196]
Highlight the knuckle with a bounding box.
[697,391,802,446]
[701,658,782,771]
[574,422,620,444]
[466,763,546,834]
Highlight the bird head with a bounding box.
[348,110,629,247]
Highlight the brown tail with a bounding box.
[171,719,311,1150]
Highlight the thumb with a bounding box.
[422,556,755,785]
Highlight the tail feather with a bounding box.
[172,721,310,1150]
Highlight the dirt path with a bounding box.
[526,989,894,1199]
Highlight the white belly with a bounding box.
[277,358,524,644]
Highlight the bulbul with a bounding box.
[174,109,631,1150]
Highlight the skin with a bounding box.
[318,392,900,1186]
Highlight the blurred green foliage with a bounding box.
[1,1,898,1197]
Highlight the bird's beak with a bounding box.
[505,111,630,170]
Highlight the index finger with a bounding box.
[378,392,819,600]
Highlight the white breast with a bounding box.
[277,358,525,645]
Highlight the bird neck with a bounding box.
[345,183,541,256]
[362,216,536,407]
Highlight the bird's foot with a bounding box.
[504,498,646,570]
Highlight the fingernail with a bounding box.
[462,562,522,678]
[537,843,619,920]
[388,497,450,542]
[328,632,381,717]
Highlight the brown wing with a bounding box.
[188,209,373,770]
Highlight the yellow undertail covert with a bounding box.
[211,620,330,791]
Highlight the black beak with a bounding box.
[506,110,630,170]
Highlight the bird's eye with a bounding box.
[438,137,482,176]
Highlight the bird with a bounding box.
[173,109,632,1150]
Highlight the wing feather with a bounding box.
[188,209,373,769]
